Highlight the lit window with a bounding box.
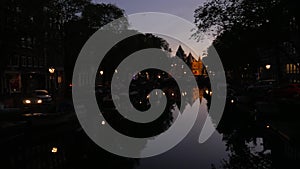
[286,64,298,74]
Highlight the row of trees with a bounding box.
[195,0,300,85]
[194,1,299,168]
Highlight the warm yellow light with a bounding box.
[265,64,271,69]
[49,67,55,74]
[24,99,31,104]
[37,99,43,104]
[57,76,62,83]
[266,125,270,128]
[205,89,209,94]
[99,70,104,75]
[51,147,58,153]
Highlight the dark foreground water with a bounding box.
[0,97,298,169]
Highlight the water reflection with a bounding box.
[2,88,299,169]
[136,97,229,169]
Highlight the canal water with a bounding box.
[0,96,293,169]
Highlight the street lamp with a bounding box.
[49,67,55,74]
[265,64,271,70]
[99,70,104,84]
[49,67,55,93]
[99,70,104,75]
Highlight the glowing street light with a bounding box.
[48,67,55,74]
[48,67,55,92]
[99,70,104,75]
[265,64,271,70]
[51,147,58,153]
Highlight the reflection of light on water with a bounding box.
[193,88,200,101]
[137,97,229,169]
[51,147,58,153]
[22,113,45,117]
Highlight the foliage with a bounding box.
[195,0,300,84]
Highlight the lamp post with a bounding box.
[99,70,104,84]
[49,67,55,93]
[264,64,272,80]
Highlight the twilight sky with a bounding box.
[93,0,206,22]
[93,0,209,57]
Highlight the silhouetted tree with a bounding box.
[64,2,127,84]
[195,0,300,84]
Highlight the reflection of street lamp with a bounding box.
[265,64,271,70]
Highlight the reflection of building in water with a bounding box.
[193,87,201,102]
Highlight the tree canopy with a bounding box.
[195,0,300,84]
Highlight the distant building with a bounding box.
[174,45,206,77]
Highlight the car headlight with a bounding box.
[37,99,43,104]
[205,89,209,94]
[23,99,31,104]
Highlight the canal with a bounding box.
[0,94,299,169]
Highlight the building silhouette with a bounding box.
[0,0,65,95]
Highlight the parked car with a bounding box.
[246,79,276,92]
[21,90,54,113]
[268,84,300,98]
[32,90,53,103]
[22,90,52,106]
